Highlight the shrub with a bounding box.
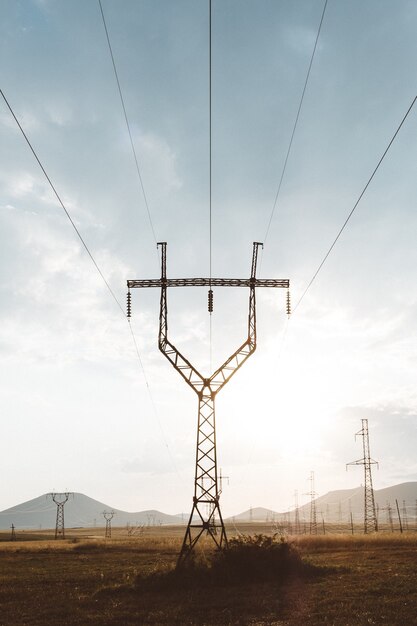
[209,534,304,583]
[134,534,310,591]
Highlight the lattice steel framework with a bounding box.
[307,471,318,535]
[48,492,72,539]
[347,419,379,533]
[103,510,115,538]
[128,242,289,563]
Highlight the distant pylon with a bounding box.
[402,500,409,531]
[346,419,378,533]
[103,510,115,538]
[386,502,394,532]
[294,490,301,535]
[306,471,317,535]
[48,492,72,539]
[10,524,16,541]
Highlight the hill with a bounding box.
[0,493,182,530]
[228,482,417,524]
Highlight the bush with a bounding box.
[210,534,303,583]
[135,534,309,591]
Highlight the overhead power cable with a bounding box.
[209,0,213,370]
[293,93,417,313]
[263,0,328,243]
[209,0,213,283]
[0,88,182,481]
[0,88,124,317]
[98,0,159,251]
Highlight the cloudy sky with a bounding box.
[0,0,416,517]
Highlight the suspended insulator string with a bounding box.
[286,289,291,318]
[98,0,159,253]
[263,0,328,244]
[208,289,214,313]
[0,88,124,317]
[127,289,132,317]
[293,93,417,313]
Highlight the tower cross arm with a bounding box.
[127,278,289,289]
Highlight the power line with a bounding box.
[263,0,328,244]
[1,88,181,480]
[208,0,213,370]
[0,88,125,317]
[98,0,159,251]
[293,94,417,313]
[97,3,183,477]
[209,0,212,283]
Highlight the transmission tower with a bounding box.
[386,502,394,532]
[48,492,72,539]
[402,500,409,531]
[306,471,317,535]
[103,510,115,538]
[10,524,16,541]
[128,242,289,563]
[346,419,379,533]
[294,490,301,535]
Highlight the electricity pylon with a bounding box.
[294,490,301,535]
[347,419,378,533]
[48,492,73,539]
[306,471,318,535]
[128,242,289,563]
[103,510,115,538]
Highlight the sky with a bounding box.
[0,0,416,518]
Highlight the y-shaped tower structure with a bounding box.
[128,242,289,563]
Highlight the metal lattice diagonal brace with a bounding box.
[127,242,289,563]
[347,419,379,533]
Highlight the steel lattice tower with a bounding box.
[347,419,378,533]
[48,492,72,539]
[294,490,301,535]
[103,511,115,538]
[128,242,289,563]
[307,471,318,535]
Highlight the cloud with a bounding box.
[127,129,183,200]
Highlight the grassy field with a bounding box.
[0,526,416,625]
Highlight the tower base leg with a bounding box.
[177,500,228,567]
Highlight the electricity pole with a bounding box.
[347,419,378,533]
[128,242,289,564]
[306,471,317,535]
[294,490,301,535]
[48,492,73,539]
[103,511,115,538]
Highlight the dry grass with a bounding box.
[0,528,416,625]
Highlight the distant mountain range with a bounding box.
[230,482,417,524]
[0,493,182,530]
[1,482,416,530]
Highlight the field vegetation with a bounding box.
[0,525,416,625]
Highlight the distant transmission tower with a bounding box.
[128,242,289,564]
[347,419,378,533]
[10,524,16,541]
[103,511,115,538]
[48,492,73,539]
[306,471,318,535]
[402,500,409,531]
[294,490,301,535]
